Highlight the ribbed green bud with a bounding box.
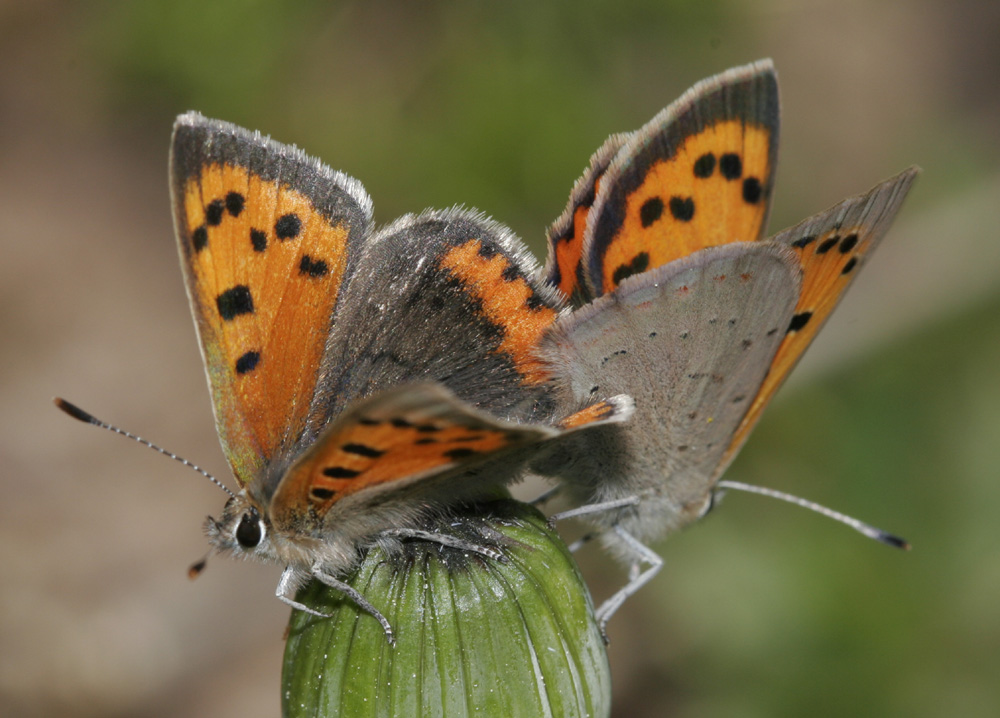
[283,500,610,717]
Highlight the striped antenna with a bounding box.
[54,397,236,500]
[716,479,910,550]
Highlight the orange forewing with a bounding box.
[718,168,919,470]
[593,120,774,294]
[438,239,559,384]
[544,134,629,302]
[549,176,602,298]
[179,164,353,483]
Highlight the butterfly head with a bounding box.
[205,493,276,562]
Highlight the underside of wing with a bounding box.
[538,242,800,536]
[718,167,919,471]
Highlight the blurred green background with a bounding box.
[3,1,998,716]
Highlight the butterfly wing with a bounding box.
[718,167,919,471]
[537,242,800,539]
[305,208,570,435]
[272,382,631,532]
[171,113,373,485]
[538,61,916,537]
[576,60,780,298]
[543,133,631,304]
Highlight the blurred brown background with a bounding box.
[3,1,999,716]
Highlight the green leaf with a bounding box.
[283,500,610,718]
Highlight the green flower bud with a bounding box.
[283,500,610,717]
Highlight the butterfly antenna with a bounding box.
[188,552,210,580]
[715,480,910,550]
[54,397,237,500]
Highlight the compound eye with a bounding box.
[235,512,263,548]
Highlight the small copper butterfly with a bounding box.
[532,59,916,629]
[58,59,914,644]
[164,112,631,641]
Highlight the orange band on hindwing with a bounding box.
[298,422,516,505]
[437,240,558,384]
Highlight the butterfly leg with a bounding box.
[593,526,663,638]
[275,565,396,644]
[381,528,507,563]
[547,495,641,528]
[276,566,333,618]
[307,564,396,644]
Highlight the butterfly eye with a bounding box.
[235,511,263,548]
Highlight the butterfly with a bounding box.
[58,60,914,645]
[530,59,917,629]
[165,112,632,641]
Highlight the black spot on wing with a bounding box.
[216,285,254,320]
[322,466,361,479]
[719,153,742,180]
[225,192,245,217]
[669,197,695,221]
[275,213,302,240]
[235,351,260,374]
[341,443,385,458]
[817,236,840,254]
[612,252,650,286]
[250,228,267,252]
[788,311,813,333]
[640,197,664,227]
[205,199,225,226]
[299,255,329,277]
[839,233,859,253]
[693,153,716,178]
[192,226,208,252]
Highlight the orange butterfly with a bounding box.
[57,61,915,642]
[533,60,916,630]
[168,114,631,640]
